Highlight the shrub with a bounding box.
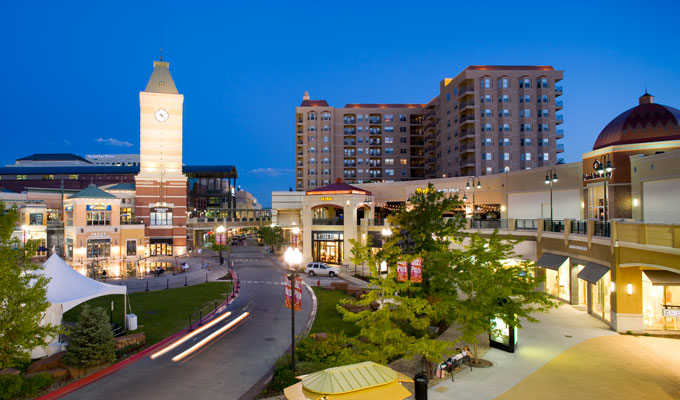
[20,373,54,398]
[0,374,22,400]
[63,305,115,368]
[270,367,297,393]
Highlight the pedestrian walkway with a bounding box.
[428,304,617,400]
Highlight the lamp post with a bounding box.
[594,156,614,221]
[544,167,559,227]
[21,224,28,258]
[465,177,482,224]
[292,226,300,247]
[284,246,302,373]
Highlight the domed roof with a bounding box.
[592,93,680,150]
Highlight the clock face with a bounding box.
[155,109,169,122]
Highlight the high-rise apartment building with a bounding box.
[295,65,564,191]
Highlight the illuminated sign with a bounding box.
[416,187,460,194]
[86,205,111,211]
[313,232,343,240]
[489,315,518,353]
[320,196,333,201]
[65,205,73,211]
[663,308,680,317]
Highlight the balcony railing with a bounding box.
[470,219,507,229]
[556,143,564,152]
[313,218,344,226]
[515,219,538,230]
[593,221,611,237]
[557,158,565,164]
[556,100,563,109]
[543,219,565,233]
[555,86,563,94]
[556,129,564,138]
[571,220,587,235]
[556,115,564,122]
[343,118,356,124]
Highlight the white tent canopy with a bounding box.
[31,253,127,359]
[41,253,127,312]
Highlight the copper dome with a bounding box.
[592,93,680,150]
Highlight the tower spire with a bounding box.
[160,31,163,61]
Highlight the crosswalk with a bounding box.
[231,258,265,262]
[241,280,286,285]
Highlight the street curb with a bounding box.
[38,273,241,400]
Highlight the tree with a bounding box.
[63,305,115,368]
[0,202,59,369]
[257,226,288,251]
[451,232,556,364]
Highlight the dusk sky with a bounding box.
[2,1,679,206]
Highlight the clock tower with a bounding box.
[135,60,188,256]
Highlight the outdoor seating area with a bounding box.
[437,348,473,382]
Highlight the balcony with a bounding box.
[459,130,475,140]
[556,143,565,153]
[296,139,303,145]
[460,144,475,153]
[344,127,356,135]
[368,116,381,124]
[460,158,475,167]
[556,100,563,110]
[343,116,356,124]
[557,158,565,164]
[571,220,587,235]
[593,221,611,237]
[556,115,564,124]
[515,219,537,230]
[470,219,508,230]
[543,219,565,233]
[555,86,563,96]
[368,160,382,167]
[368,138,382,145]
[313,218,344,226]
[343,160,356,167]
[459,87,474,97]
[368,150,382,157]
[556,129,564,139]
[459,101,474,110]
[459,115,475,126]
[368,127,381,135]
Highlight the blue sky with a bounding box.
[1,1,679,207]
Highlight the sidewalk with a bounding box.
[427,305,616,399]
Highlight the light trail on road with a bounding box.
[171,312,250,363]
[150,312,232,360]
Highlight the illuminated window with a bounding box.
[150,207,172,226]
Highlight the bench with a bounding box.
[441,355,472,382]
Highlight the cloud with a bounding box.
[95,137,133,147]
[63,140,72,145]
[248,167,294,177]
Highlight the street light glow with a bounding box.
[291,227,300,235]
[381,227,392,237]
[216,225,225,233]
[284,247,302,267]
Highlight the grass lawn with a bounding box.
[63,282,232,345]
[310,287,360,337]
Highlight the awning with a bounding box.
[643,270,680,286]
[577,262,610,284]
[536,253,568,270]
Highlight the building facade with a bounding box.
[277,93,680,334]
[295,65,564,191]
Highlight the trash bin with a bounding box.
[126,314,138,331]
[414,372,428,400]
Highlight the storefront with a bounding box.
[87,238,111,258]
[312,231,343,264]
[642,270,680,331]
[575,261,611,322]
[538,253,570,302]
[149,238,173,256]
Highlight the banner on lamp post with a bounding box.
[397,261,408,282]
[216,233,226,245]
[410,257,423,283]
[284,275,292,309]
[294,276,303,312]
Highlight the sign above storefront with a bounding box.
[86,204,111,211]
[663,307,680,317]
[416,187,460,194]
[313,232,343,241]
[320,197,333,201]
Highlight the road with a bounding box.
[62,242,313,400]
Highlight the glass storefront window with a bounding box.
[126,240,137,256]
[643,276,680,331]
[577,265,588,306]
[29,213,43,225]
[545,262,570,301]
[87,239,111,258]
[591,271,611,321]
[312,231,343,264]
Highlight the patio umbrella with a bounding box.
[37,246,49,252]
[283,361,413,400]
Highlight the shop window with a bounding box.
[87,239,111,258]
[150,207,173,226]
[86,205,111,226]
[126,240,137,256]
[29,213,43,225]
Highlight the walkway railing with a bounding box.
[515,219,538,230]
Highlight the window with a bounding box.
[400,148,407,154]
[539,123,550,132]
[484,124,492,132]
[499,138,510,146]
[401,170,407,176]
[322,157,330,164]
[309,180,317,186]
[541,109,549,117]
[399,114,406,122]
[120,207,133,224]
[482,138,492,147]
[543,152,550,161]
[521,124,531,132]
[482,153,492,160]
[519,78,531,88]
[87,239,110,258]
[485,167,493,174]
[385,137,394,144]
[308,125,316,132]
[385,169,395,176]
[69,174,79,180]
[499,95,509,103]
[150,207,172,226]
[399,126,406,132]
[499,109,510,117]
[42,175,54,180]
[357,114,363,122]
[504,152,510,161]
[520,95,531,103]
[539,138,549,146]
[502,123,510,132]
[309,157,317,164]
[520,109,531,117]
[385,148,394,154]
[537,78,548,88]
[308,136,315,143]
[126,240,137,256]
[446,93,450,101]
[309,147,316,153]
[385,158,394,165]
[357,126,363,133]
[29,213,43,225]
[322,147,330,153]
[308,169,316,175]
[321,112,331,120]
[400,159,408,165]
[400,137,407,143]
[308,112,316,120]
[480,78,491,88]
[86,205,111,226]
[357,137,363,143]
[384,114,394,122]
[482,109,492,117]
[521,152,532,161]
[521,138,532,146]
[322,125,329,131]
[385,126,394,133]
[358,148,363,154]
[498,78,509,88]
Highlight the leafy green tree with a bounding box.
[257,226,288,251]
[63,305,115,368]
[451,233,556,364]
[0,202,59,369]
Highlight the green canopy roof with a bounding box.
[68,184,116,200]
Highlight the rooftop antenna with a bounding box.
[160,30,163,61]
[645,82,648,95]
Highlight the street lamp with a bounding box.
[465,177,481,223]
[291,226,300,247]
[21,224,28,258]
[594,155,615,221]
[283,246,302,373]
[381,227,392,237]
[544,167,559,227]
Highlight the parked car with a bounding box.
[305,262,340,277]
